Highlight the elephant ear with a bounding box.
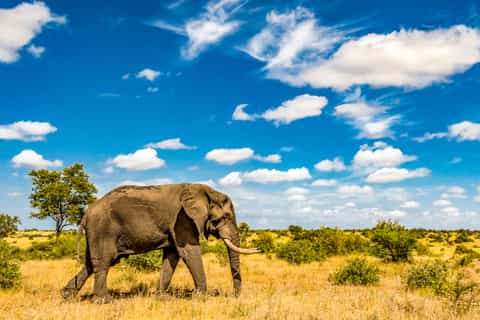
[180,184,209,237]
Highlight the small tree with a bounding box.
[0,214,21,238]
[370,220,416,262]
[29,163,97,238]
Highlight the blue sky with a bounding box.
[1,0,480,230]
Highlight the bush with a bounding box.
[0,214,20,238]
[447,274,479,316]
[414,242,431,256]
[404,259,449,295]
[329,257,380,286]
[370,220,416,262]
[276,240,325,264]
[124,251,163,271]
[201,239,228,265]
[22,232,85,260]
[252,233,275,253]
[0,240,21,289]
[454,230,472,243]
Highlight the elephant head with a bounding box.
[180,183,259,296]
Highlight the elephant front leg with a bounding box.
[182,244,207,294]
[158,248,180,293]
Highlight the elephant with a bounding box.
[61,183,259,303]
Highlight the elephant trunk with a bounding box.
[226,232,242,297]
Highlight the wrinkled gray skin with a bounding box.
[61,183,252,303]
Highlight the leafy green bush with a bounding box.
[276,240,325,264]
[124,251,163,271]
[447,274,479,316]
[0,214,20,238]
[201,239,228,265]
[22,232,85,260]
[414,242,431,256]
[404,259,449,295]
[454,230,472,243]
[252,233,275,253]
[329,257,380,286]
[370,220,416,262]
[0,240,21,289]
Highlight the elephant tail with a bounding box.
[76,215,86,263]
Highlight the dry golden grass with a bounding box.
[1,232,479,320]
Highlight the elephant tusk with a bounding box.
[223,239,261,254]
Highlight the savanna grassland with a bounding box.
[1,226,480,320]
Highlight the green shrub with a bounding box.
[447,274,479,316]
[276,240,325,264]
[454,230,472,243]
[370,220,416,262]
[404,259,449,295]
[414,242,431,256]
[21,232,85,260]
[0,214,20,238]
[124,251,163,271]
[0,240,21,289]
[252,233,275,253]
[329,257,380,286]
[201,239,228,265]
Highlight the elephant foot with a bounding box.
[92,294,113,304]
[60,287,78,300]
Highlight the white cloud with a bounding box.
[232,104,255,121]
[243,167,311,184]
[253,154,282,163]
[311,179,337,187]
[441,186,467,199]
[442,206,460,217]
[103,166,114,174]
[117,178,173,187]
[412,132,448,142]
[109,148,165,171]
[242,7,343,82]
[121,73,130,80]
[297,25,480,90]
[26,44,45,58]
[0,121,57,141]
[400,201,420,209]
[146,138,196,150]
[147,86,159,93]
[0,2,66,63]
[433,199,452,207]
[352,142,416,169]
[7,192,24,197]
[233,94,328,126]
[205,148,281,165]
[152,0,243,59]
[448,121,480,141]
[11,149,62,169]
[285,187,310,195]
[365,167,430,183]
[314,157,346,172]
[219,171,243,186]
[206,147,254,165]
[336,184,374,197]
[136,68,161,81]
[334,102,398,139]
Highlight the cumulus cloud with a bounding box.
[474,186,480,203]
[334,102,398,139]
[136,68,161,81]
[205,147,281,165]
[146,137,196,150]
[336,184,374,197]
[433,199,452,207]
[109,148,165,171]
[0,121,57,141]
[0,2,66,63]
[442,206,460,217]
[441,186,467,199]
[414,121,480,142]
[297,25,480,90]
[400,201,420,209]
[243,167,311,184]
[206,147,254,165]
[352,142,416,169]
[314,157,346,172]
[285,187,310,201]
[233,94,328,125]
[150,0,243,59]
[26,44,45,58]
[365,167,430,183]
[311,179,337,187]
[219,171,243,186]
[117,178,173,187]
[11,149,62,169]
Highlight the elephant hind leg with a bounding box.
[90,237,118,303]
[158,247,180,293]
[61,266,92,300]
